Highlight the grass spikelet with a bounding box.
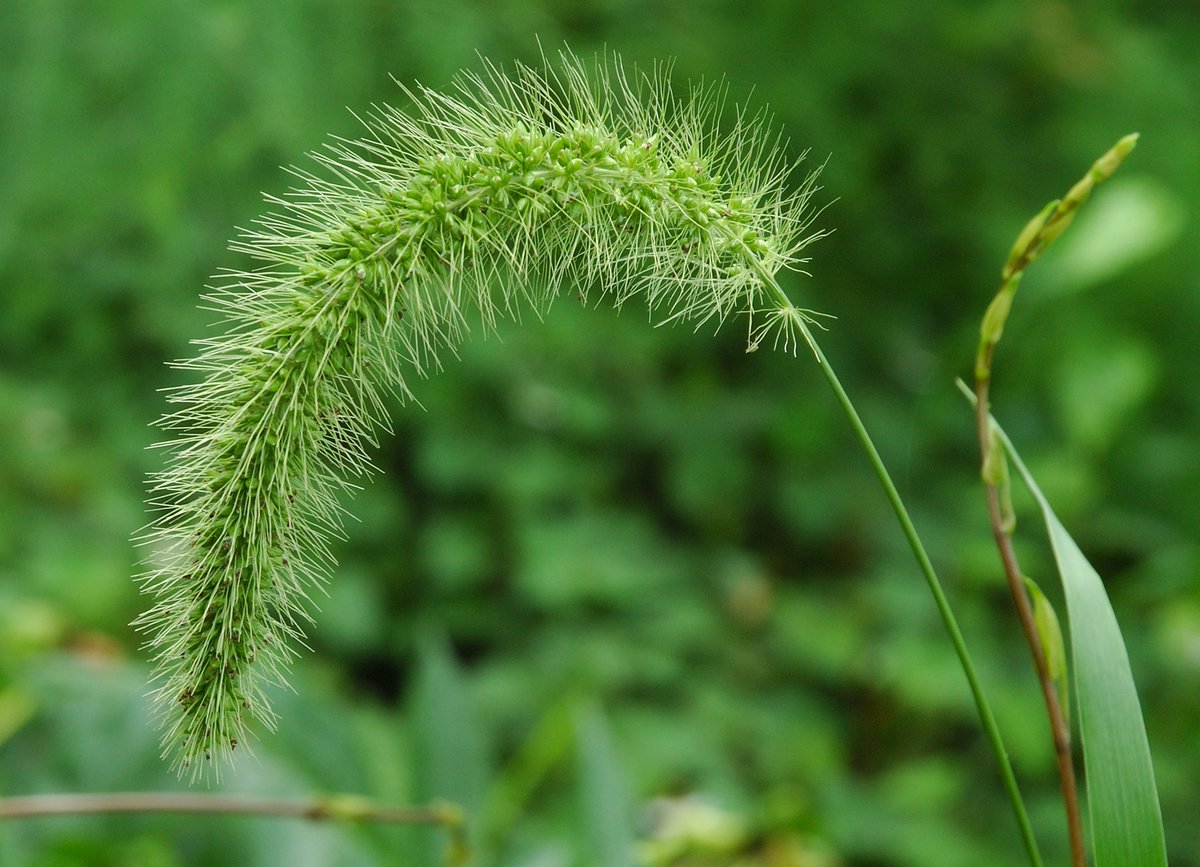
[135,48,828,779]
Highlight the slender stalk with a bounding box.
[969,134,1138,867]
[0,792,461,825]
[974,370,1086,867]
[812,329,1044,867]
[746,264,1044,863]
[0,792,469,863]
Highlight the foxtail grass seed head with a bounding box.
[135,49,828,779]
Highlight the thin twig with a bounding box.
[0,792,459,824]
[0,792,471,864]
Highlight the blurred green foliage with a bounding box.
[1,1,1197,865]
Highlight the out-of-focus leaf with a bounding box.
[1054,332,1157,454]
[0,689,35,750]
[481,692,578,847]
[410,633,490,864]
[1038,177,1186,295]
[575,703,636,867]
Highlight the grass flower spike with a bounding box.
[137,49,827,777]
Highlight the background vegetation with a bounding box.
[1,1,1196,864]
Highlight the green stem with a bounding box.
[785,307,1043,866]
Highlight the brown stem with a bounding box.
[974,366,1087,867]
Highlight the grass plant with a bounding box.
[118,48,1165,865]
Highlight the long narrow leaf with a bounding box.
[410,632,490,864]
[575,703,637,867]
[992,420,1167,867]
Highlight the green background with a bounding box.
[1,1,1197,865]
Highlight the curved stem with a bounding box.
[795,316,1044,867]
[747,262,1042,863]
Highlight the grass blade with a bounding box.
[410,632,490,864]
[575,703,636,867]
